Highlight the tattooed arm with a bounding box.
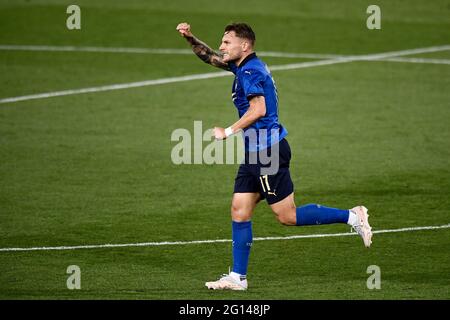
[176,22,230,71]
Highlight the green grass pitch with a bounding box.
[0,0,449,299]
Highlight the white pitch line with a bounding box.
[0,71,230,104]
[0,45,194,55]
[356,45,450,60]
[0,223,448,252]
[0,44,347,59]
[269,45,450,71]
[0,44,449,105]
[382,57,450,65]
[2,44,449,62]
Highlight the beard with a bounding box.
[222,51,241,63]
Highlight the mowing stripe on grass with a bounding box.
[0,223,448,252]
[0,45,449,105]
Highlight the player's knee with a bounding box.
[231,204,252,222]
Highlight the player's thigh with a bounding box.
[269,192,297,225]
[231,192,261,222]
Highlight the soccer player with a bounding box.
[176,22,372,290]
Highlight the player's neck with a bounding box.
[236,51,255,67]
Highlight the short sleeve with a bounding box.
[241,69,265,100]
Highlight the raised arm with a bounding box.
[176,22,230,71]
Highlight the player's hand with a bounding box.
[176,22,193,38]
[213,127,227,140]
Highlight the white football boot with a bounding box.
[205,271,248,291]
[350,206,373,248]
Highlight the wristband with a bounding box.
[225,127,234,137]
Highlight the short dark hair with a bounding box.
[224,23,256,47]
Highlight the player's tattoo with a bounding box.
[185,35,230,71]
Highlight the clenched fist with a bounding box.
[213,127,227,140]
[176,22,193,38]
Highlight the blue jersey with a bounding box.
[228,53,288,152]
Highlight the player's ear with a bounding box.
[241,41,249,51]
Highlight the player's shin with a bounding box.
[231,220,253,278]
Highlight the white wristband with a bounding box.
[225,127,234,137]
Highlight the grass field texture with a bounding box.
[0,0,449,299]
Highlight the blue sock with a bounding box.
[296,204,349,226]
[232,220,252,276]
